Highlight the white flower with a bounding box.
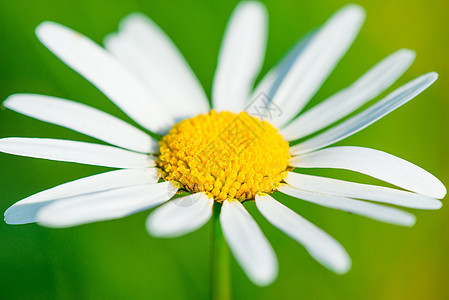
[1,2,445,286]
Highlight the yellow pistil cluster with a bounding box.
[156,110,290,202]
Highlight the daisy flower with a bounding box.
[1,1,445,288]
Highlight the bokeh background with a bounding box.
[0,0,448,299]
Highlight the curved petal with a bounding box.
[0,138,152,168]
[278,184,416,226]
[220,200,277,286]
[212,2,268,112]
[281,49,415,140]
[255,195,351,274]
[4,94,157,153]
[104,13,209,121]
[285,172,442,209]
[37,182,178,228]
[290,146,446,199]
[290,72,438,154]
[146,193,213,237]
[4,168,159,224]
[36,21,173,133]
[270,5,365,127]
[251,30,315,101]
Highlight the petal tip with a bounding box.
[102,32,117,49]
[2,93,31,110]
[249,264,278,287]
[2,94,16,109]
[398,48,416,61]
[236,1,267,10]
[334,260,352,275]
[118,12,152,32]
[35,21,59,39]
[429,71,439,80]
[431,199,443,210]
[340,4,366,21]
[35,21,83,50]
[4,206,34,225]
[403,214,417,227]
[434,184,447,199]
[233,1,268,23]
[4,210,15,225]
[145,215,166,238]
[121,12,147,23]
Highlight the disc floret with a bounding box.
[157,110,290,202]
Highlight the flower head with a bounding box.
[1,2,445,286]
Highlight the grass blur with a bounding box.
[0,0,448,299]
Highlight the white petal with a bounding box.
[35,21,173,133]
[37,182,178,227]
[290,146,446,199]
[0,138,152,168]
[255,195,351,273]
[290,72,438,154]
[269,5,365,127]
[220,200,277,286]
[212,2,268,112]
[247,33,315,122]
[251,31,315,101]
[4,168,159,224]
[4,94,157,153]
[104,13,209,121]
[146,193,213,237]
[285,172,442,209]
[278,184,416,226]
[281,49,416,140]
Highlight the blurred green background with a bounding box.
[0,0,448,299]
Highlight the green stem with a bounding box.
[211,202,232,300]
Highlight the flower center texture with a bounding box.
[156,110,291,202]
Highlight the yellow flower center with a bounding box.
[156,110,290,202]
